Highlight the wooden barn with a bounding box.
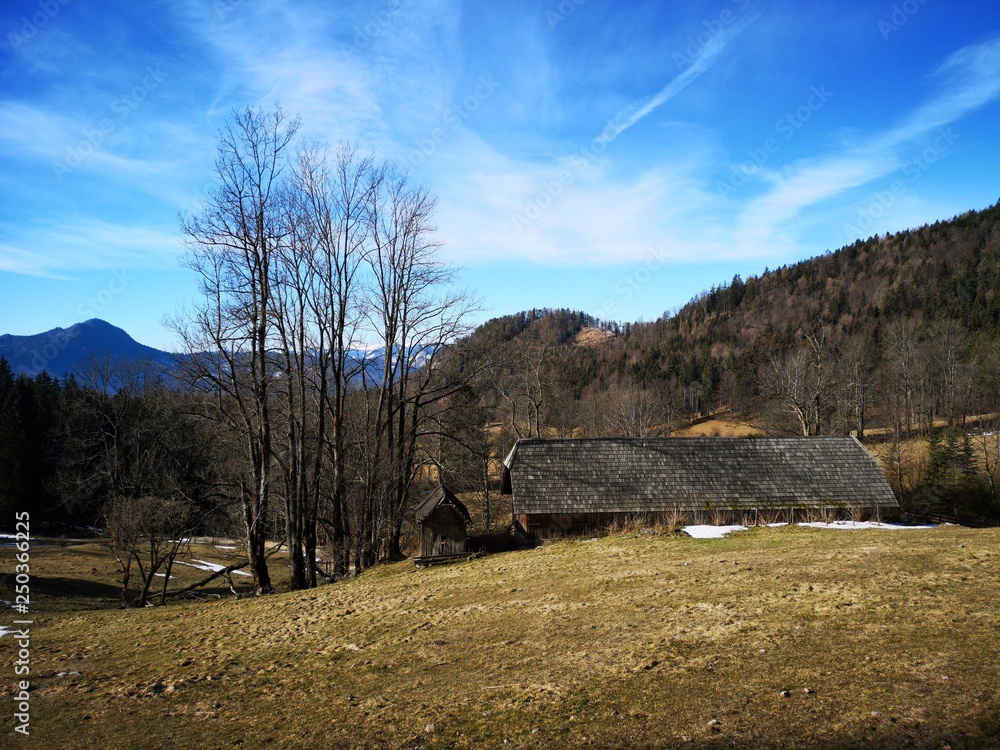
[414,485,472,564]
[501,437,899,536]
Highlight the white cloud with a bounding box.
[428,36,1000,271]
[5,4,997,288]
[0,219,182,276]
[735,35,1000,243]
[431,130,722,267]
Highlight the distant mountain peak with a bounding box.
[0,320,173,378]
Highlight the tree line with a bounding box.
[169,106,478,593]
[0,105,480,601]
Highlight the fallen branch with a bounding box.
[165,542,286,598]
[166,560,250,598]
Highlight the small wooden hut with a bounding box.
[414,485,472,565]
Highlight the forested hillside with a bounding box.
[439,202,1000,521]
[462,202,1000,410]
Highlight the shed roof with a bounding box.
[414,485,472,524]
[501,437,898,515]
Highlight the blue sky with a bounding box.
[2,0,999,350]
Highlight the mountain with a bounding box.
[0,319,174,378]
[0,318,428,385]
[456,201,1000,421]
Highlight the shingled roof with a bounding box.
[501,437,898,515]
[414,485,472,524]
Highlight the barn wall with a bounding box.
[522,506,891,537]
[419,505,467,557]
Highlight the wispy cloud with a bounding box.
[171,0,463,155]
[0,219,182,276]
[433,129,720,266]
[602,11,759,144]
[735,35,1000,243]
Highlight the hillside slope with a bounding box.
[5,525,999,748]
[456,202,1000,429]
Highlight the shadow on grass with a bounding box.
[13,575,121,601]
[676,714,1000,750]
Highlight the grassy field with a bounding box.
[2,525,999,749]
[673,418,763,438]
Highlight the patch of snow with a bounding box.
[212,545,236,550]
[798,521,938,530]
[683,525,749,539]
[176,558,253,577]
[766,522,789,528]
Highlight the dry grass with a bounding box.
[674,418,764,438]
[574,327,617,348]
[2,526,999,749]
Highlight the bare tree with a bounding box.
[488,339,550,440]
[970,343,1000,506]
[759,348,819,436]
[174,105,300,595]
[836,335,878,439]
[926,319,974,429]
[602,384,660,438]
[884,319,919,436]
[271,188,316,591]
[360,166,478,565]
[971,421,1000,506]
[105,494,197,607]
[295,144,376,580]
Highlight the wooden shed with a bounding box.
[414,485,472,564]
[501,437,899,536]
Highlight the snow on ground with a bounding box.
[174,559,253,577]
[683,521,938,538]
[798,521,938,530]
[683,525,749,539]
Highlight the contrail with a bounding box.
[602,12,760,144]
